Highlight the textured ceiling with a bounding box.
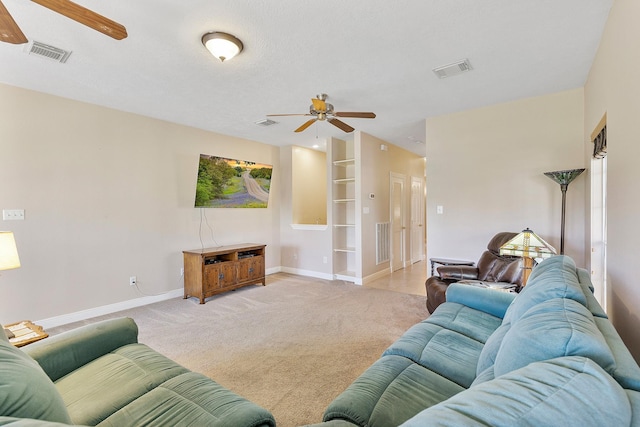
[0,0,612,155]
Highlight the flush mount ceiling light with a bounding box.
[202,32,243,62]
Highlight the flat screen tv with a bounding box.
[194,154,272,208]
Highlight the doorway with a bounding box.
[591,155,607,310]
[410,176,424,264]
[390,173,406,272]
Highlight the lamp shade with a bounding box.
[202,32,243,62]
[499,228,556,260]
[0,231,20,270]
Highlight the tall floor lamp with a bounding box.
[544,168,585,255]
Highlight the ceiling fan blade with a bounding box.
[334,112,376,119]
[267,114,311,117]
[311,98,326,111]
[0,0,28,44]
[329,118,355,133]
[295,119,317,133]
[31,0,127,40]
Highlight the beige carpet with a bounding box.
[49,273,428,427]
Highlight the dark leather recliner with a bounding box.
[425,232,525,313]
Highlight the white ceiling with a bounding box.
[0,0,612,156]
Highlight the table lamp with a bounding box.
[499,228,556,286]
[0,231,21,338]
[544,168,585,254]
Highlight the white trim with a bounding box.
[280,266,334,280]
[362,267,391,285]
[34,266,334,329]
[36,288,184,329]
[289,224,329,231]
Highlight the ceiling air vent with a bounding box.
[255,118,277,127]
[433,59,472,79]
[27,41,71,63]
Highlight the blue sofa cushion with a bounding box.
[474,322,511,378]
[400,357,632,427]
[382,322,483,388]
[323,355,465,427]
[502,255,586,324]
[423,302,502,344]
[0,332,71,423]
[494,298,616,377]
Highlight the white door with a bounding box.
[591,156,607,311]
[391,173,405,272]
[410,176,424,264]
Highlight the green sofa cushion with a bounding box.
[494,298,616,377]
[323,355,465,427]
[400,357,631,427]
[0,333,71,424]
[503,256,587,324]
[55,343,189,425]
[97,372,275,427]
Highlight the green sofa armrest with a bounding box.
[445,283,516,319]
[0,416,85,426]
[23,317,138,382]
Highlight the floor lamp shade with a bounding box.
[544,168,585,254]
[0,231,20,271]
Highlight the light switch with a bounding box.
[3,209,25,220]
[436,205,444,215]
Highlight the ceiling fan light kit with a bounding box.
[202,32,243,62]
[268,93,376,134]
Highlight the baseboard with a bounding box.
[362,267,391,285]
[280,266,334,281]
[36,267,331,329]
[36,288,185,329]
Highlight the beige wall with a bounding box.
[0,83,281,323]
[292,147,327,224]
[426,88,586,268]
[278,146,333,277]
[358,132,426,279]
[584,0,640,360]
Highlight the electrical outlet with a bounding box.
[129,276,137,286]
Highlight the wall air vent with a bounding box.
[433,58,472,79]
[255,118,277,127]
[27,41,71,63]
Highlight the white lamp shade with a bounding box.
[202,32,243,62]
[0,232,20,270]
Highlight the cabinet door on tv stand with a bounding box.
[237,256,265,283]
[218,262,237,289]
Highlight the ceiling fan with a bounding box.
[268,93,376,133]
[0,0,127,45]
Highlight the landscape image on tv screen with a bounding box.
[195,154,272,208]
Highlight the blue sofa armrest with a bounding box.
[445,283,516,319]
[23,317,138,382]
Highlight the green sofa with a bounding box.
[309,255,640,426]
[0,317,275,426]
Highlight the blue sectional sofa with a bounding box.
[309,255,640,426]
[0,317,275,426]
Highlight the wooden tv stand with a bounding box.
[183,243,266,304]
